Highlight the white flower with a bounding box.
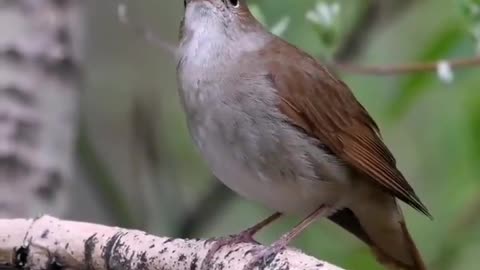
[437,60,454,84]
[306,1,341,27]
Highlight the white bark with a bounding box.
[0,0,84,216]
[0,215,345,270]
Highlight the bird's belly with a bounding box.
[190,121,349,215]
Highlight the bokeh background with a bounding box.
[10,0,480,269]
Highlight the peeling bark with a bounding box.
[0,216,345,270]
[0,0,84,217]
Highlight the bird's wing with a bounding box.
[255,40,430,217]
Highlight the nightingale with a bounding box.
[176,0,431,269]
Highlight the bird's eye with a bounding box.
[225,0,239,8]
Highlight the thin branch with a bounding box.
[0,216,345,270]
[330,56,480,75]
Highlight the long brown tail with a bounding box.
[330,194,427,270]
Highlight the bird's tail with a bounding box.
[330,192,427,270]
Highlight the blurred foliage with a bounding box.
[305,0,343,58]
[74,0,480,269]
[460,0,480,51]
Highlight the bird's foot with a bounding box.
[243,239,289,270]
[201,230,259,270]
[242,206,329,270]
[200,212,282,269]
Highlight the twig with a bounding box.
[330,56,480,75]
[0,216,345,270]
[331,0,479,76]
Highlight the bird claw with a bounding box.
[243,241,288,270]
[201,232,259,270]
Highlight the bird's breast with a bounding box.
[178,76,351,214]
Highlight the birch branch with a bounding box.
[0,215,345,270]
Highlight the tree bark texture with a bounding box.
[0,0,84,217]
[0,216,345,270]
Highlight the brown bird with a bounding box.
[177,0,431,269]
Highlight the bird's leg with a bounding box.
[243,205,330,270]
[201,212,282,270]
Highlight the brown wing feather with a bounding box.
[257,39,430,217]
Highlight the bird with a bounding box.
[176,0,431,269]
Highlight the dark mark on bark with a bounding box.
[179,254,186,261]
[159,247,167,254]
[52,0,71,9]
[48,259,64,270]
[263,253,279,269]
[148,256,156,264]
[190,254,198,270]
[272,259,290,270]
[41,229,50,239]
[316,263,324,267]
[102,232,129,270]
[244,248,255,257]
[3,85,35,106]
[1,47,23,62]
[56,28,71,45]
[0,155,31,181]
[163,238,174,244]
[148,244,155,249]
[14,245,29,268]
[135,251,148,270]
[84,233,98,270]
[225,249,234,258]
[204,238,216,244]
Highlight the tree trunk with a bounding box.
[0,0,84,217]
